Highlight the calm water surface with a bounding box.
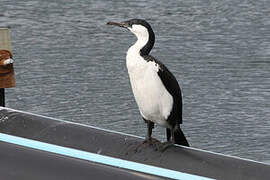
[1,0,270,163]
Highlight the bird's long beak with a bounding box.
[106,21,128,28]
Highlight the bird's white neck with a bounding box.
[127,24,149,57]
[127,36,149,57]
[126,25,150,72]
[126,38,148,73]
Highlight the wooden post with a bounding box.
[0,28,15,107]
[0,88,4,107]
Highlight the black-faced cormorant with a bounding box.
[107,19,189,147]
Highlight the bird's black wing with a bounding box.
[142,55,183,125]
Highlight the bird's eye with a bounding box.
[127,22,133,28]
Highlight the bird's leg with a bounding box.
[129,119,158,153]
[161,127,175,152]
[144,120,154,143]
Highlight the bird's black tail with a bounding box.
[167,128,189,147]
[174,128,189,146]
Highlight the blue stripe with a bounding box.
[0,133,214,180]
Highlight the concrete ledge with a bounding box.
[0,107,270,180]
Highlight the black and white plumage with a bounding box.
[107,19,189,146]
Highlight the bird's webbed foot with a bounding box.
[132,137,162,152]
[143,137,160,145]
[160,141,175,152]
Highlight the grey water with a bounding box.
[1,0,270,163]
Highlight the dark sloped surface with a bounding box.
[1,107,270,180]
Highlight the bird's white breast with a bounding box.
[126,49,173,128]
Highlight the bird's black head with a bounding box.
[107,19,155,56]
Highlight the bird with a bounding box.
[107,19,189,147]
